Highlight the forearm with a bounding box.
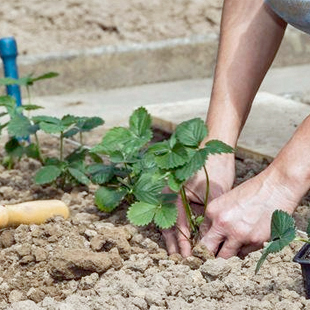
[267,115,310,211]
[206,0,287,146]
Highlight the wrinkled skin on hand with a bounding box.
[162,153,235,257]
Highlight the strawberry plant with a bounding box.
[255,210,310,273]
[33,114,104,188]
[92,107,234,236]
[0,72,104,187]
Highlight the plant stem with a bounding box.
[203,165,210,212]
[26,86,31,118]
[175,225,191,243]
[295,237,310,244]
[180,185,196,232]
[34,132,44,163]
[124,163,132,185]
[60,132,64,161]
[79,132,83,146]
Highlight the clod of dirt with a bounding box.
[192,243,215,261]
[49,249,112,280]
[199,257,232,281]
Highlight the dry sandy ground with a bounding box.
[0,0,223,55]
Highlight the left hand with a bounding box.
[199,166,298,258]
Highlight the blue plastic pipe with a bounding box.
[0,37,22,107]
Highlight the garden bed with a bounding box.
[0,132,310,310]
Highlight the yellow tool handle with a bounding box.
[0,200,69,228]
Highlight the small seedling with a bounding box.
[33,115,104,189]
[92,107,234,239]
[0,72,105,188]
[255,210,310,273]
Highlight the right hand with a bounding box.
[162,153,235,257]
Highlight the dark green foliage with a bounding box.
[256,210,301,274]
[0,72,104,189]
[93,108,234,231]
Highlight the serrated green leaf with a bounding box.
[154,203,177,229]
[7,114,33,138]
[0,77,21,86]
[174,148,208,181]
[127,202,157,226]
[95,187,127,212]
[20,104,43,111]
[0,96,16,117]
[5,138,24,158]
[133,173,166,204]
[155,143,188,169]
[39,121,67,134]
[94,127,147,161]
[204,140,234,156]
[148,141,170,155]
[25,143,40,160]
[31,72,59,83]
[65,148,88,163]
[61,114,77,127]
[68,167,90,185]
[88,151,103,163]
[63,127,79,138]
[96,127,133,154]
[87,164,115,184]
[167,173,183,192]
[32,115,60,124]
[77,116,104,132]
[34,166,62,184]
[255,210,296,273]
[175,118,207,147]
[44,157,62,166]
[131,152,157,175]
[129,107,152,140]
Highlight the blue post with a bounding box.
[0,37,22,107]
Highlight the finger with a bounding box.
[161,228,179,255]
[176,226,191,257]
[217,239,243,259]
[199,216,212,236]
[199,226,226,255]
[176,197,192,257]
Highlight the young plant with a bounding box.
[255,210,310,273]
[0,72,59,166]
[92,107,234,236]
[0,95,44,167]
[33,115,104,189]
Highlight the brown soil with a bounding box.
[1,0,223,56]
[0,133,309,309]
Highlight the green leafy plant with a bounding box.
[92,107,234,237]
[255,210,310,273]
[0,72,105,188]
[0,72,59,166]
[33,115,104,188]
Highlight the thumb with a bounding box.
[199,226,225,255]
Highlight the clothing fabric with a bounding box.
[265,0,310,34]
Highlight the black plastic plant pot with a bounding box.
[293,243,310,299]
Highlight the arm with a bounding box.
[201,115,310,258]
[206,0,287,146]
[163,0,287,257]
[199,1,310,258]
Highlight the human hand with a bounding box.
[199,166,299,258]
[162,153,235,257]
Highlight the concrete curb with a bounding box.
[2,27,310,96]
[146,93,310,162]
